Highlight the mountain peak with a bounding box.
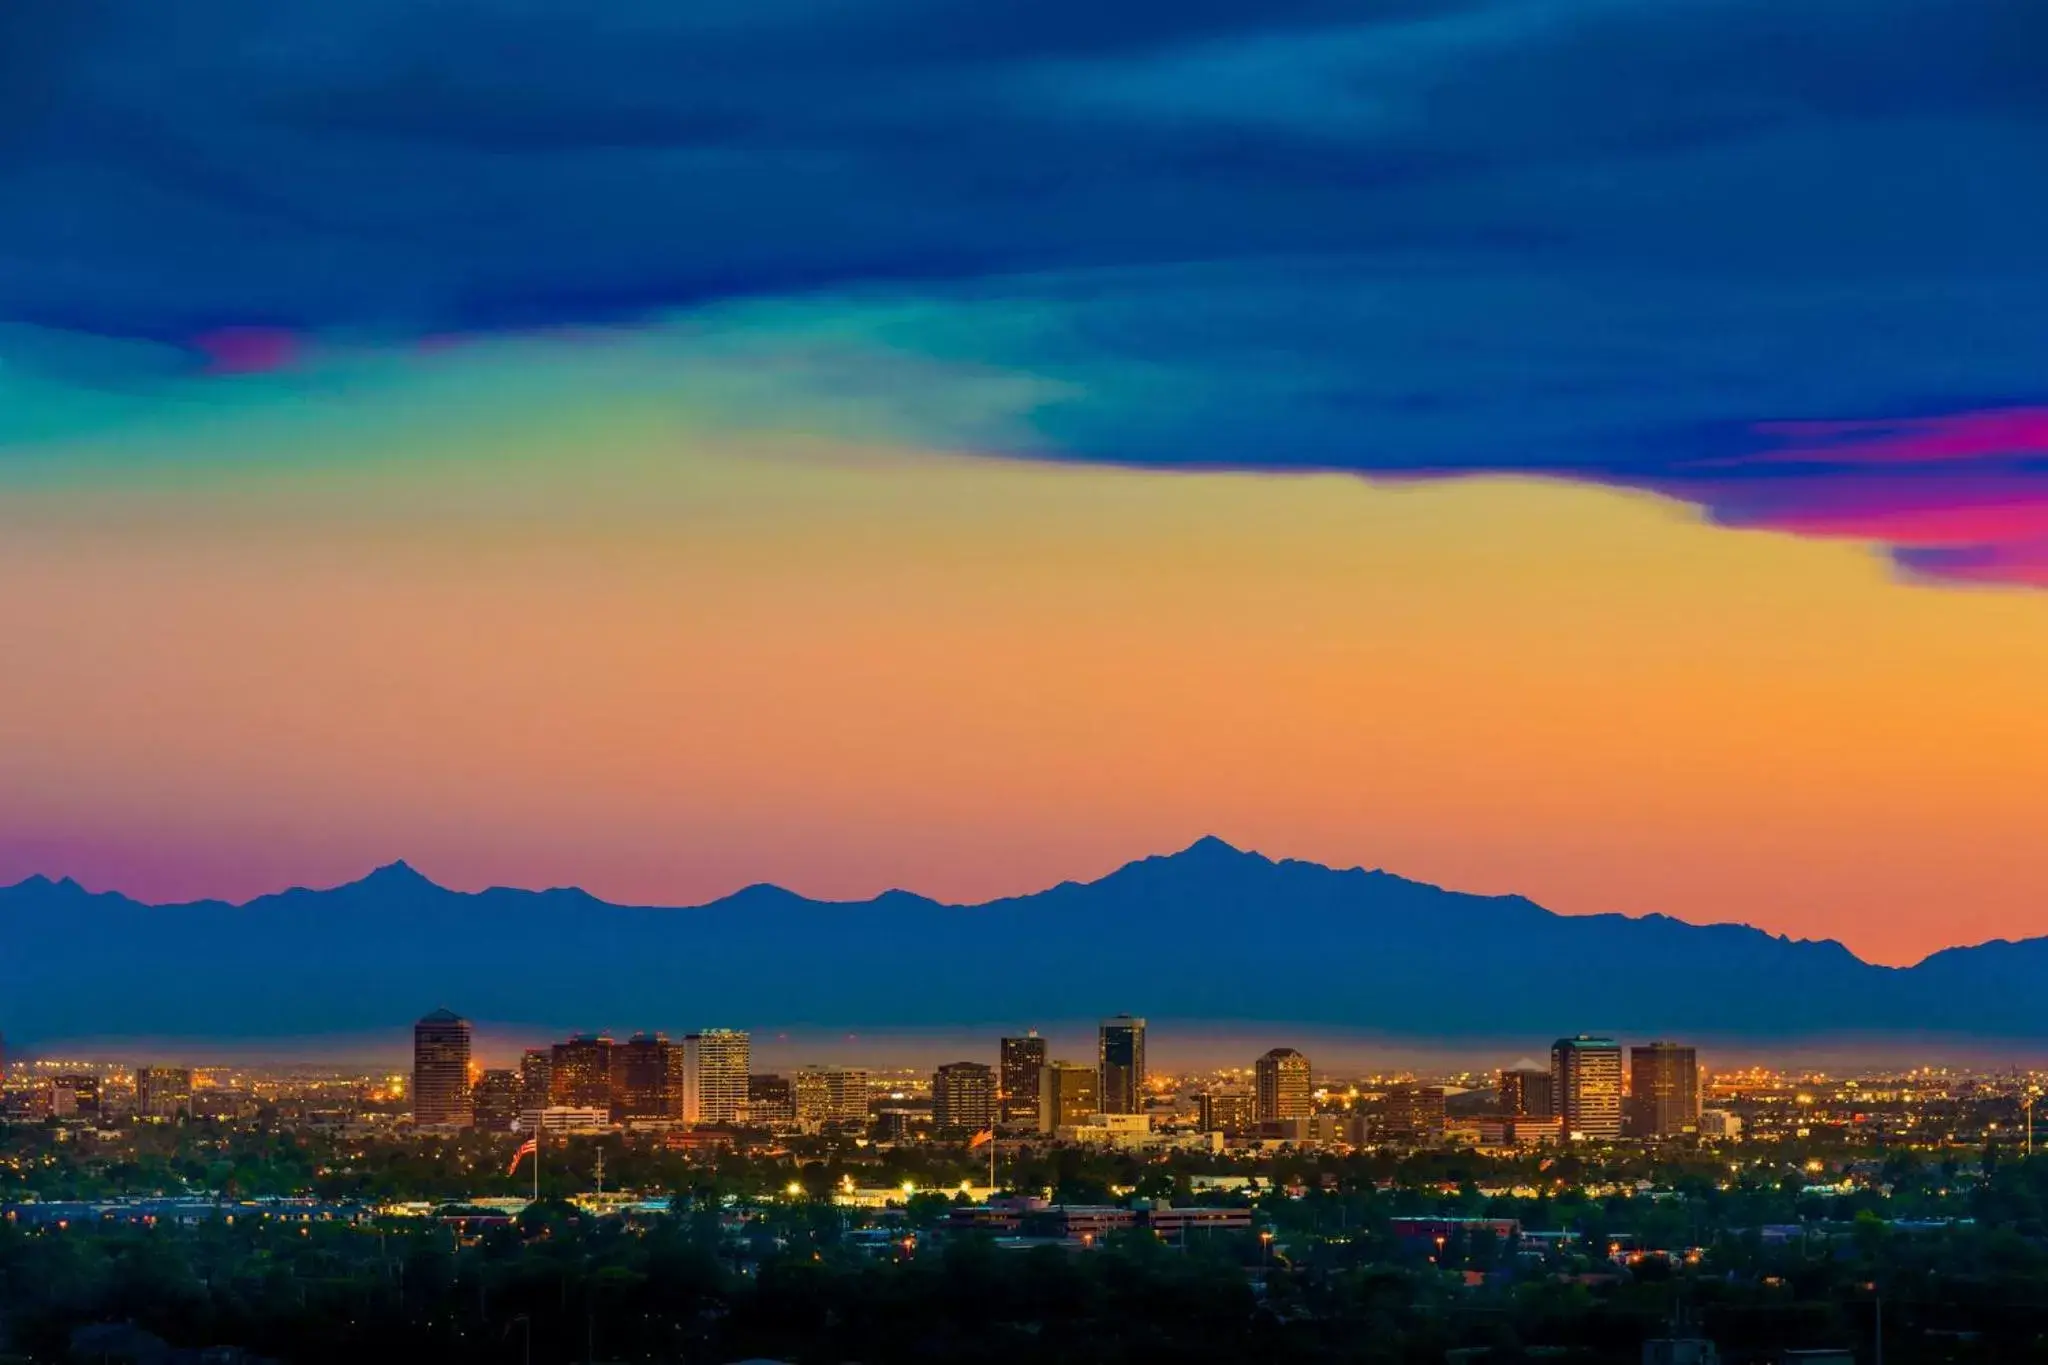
[1173,834,1258,862]
[357,860,440,891]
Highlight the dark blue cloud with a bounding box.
[3,0,2046,579]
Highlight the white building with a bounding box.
[683,1030,751,1125]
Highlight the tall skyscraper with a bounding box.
[1499,1064,1556,1119]
[412,1009,473,1128]
[135,1066,193,1121]
[933,1061,995,1133]
[999,1032,1048,1131]
[683,1029,751,1125]
[1255,1048,1313,1122]
[519,1048,553,1112]
[550,1034,615,1109]
[1098,1015,1146,1115]
[472,1069,523,1131]
[1552,1036,1624,1141]
[614,1033,676,1121]
[1629,1042,1701,1138]
[929,1064,991,1137]
[1038,1059,1099,1133]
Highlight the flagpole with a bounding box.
[533,1124,541,1205]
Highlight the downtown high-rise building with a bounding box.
[518,1048,553,1112]
[1499,1063,1557,1120]
[1098,1015,1146,1115]
[1255,1048,1313,1122]
[933,1061,995,1133]
[549,1034,615,1109]
[1629,1042,1701,1138]
[748,1074,797,1126]
[1552,1035,1624,1141]
[1038,1059,1100,1133]
[791,1067,871,1126]
[1380,1083,1446,1144]
[614,1033,678,1121]
[412,1008,473,1128]
[472,1069,523,1131]
[135,1066,194,1121]
[683,1029,751,1125]
[1198,1088,1256,1135]
[998,1032,1048,1131]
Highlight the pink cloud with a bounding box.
[1750,406,2048,466]
[1659,404,2048,588]
[191,327,302,375]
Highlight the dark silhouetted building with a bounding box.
[748,1073,796,1126]
[412,1009,473,1128]
[1255,1048,1313,1122]
[1098,1015,1146,1115]
[1039,1060,1099,1133]
[1552,1036,1624,1141]
[933,1061,995,1133]
[135,1067,193,1121]
[999,1032,1048,1130]
[472,1069,522,1131]
[550,1034,615,1110]
[52,1074,101,1122]
[1380,1083,1446,1144]
[1499,1064,1556,1119]
[519,1048,553,1111]
[1629,1042,1701,1138]
[614,1033,677,1121]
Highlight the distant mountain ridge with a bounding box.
[2,836,2038,1044]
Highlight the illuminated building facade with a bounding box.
[1552,1035,1624,1141]
[822,1067,871,1125]
[683,1029,751,1125]
[519,1048,553,1111]
[933,1061,995,1132]
[1380,1083,1447,1143]
[135,1066,194,1121]
[1500,1065,1556,1119]
[472,1068,522,1131]
[1039,1060,1100,1134]
[549,1034,615,1109]
[412,1008,473,1128]
[999,1032,1047,1130]
[1255,1047,1313,1122]
[1198,1088,1256,1134]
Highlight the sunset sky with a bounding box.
[4,0,2045,967]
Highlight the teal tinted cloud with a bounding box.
[3,0,2045,580]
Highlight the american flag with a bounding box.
[507,1136,538,1175]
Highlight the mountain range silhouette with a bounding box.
[6,836,2042,1045]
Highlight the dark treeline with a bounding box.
[11,1129,2048,1361]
